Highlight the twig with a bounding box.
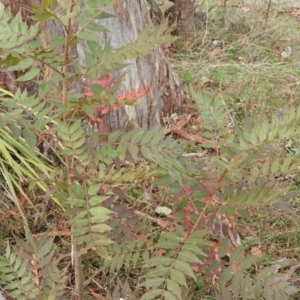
[164,114,219,150]
[164,114,191,134]
[182,151,207,157]
[134,210,171,228]
[265,0,272,25]
[147,0,162,20]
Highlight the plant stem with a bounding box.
[184,170,228,240]
[265,0,272,25]
[62,0,84,299]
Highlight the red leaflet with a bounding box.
[112,104,119,111]
[101,106,110,115]
[137,85,150,97]
[117,85,150,101]
[96,74,115,89]
[100,104,120,115]
[84,74,115,97]
[84,90,94,97]
[84,75,150,115]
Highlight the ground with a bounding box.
[1,0,300,299]
[168,0,300,297]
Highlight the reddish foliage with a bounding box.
[167,175,245,275]
[100,106,110,115]
[84,74,150,117]
[117,85,150,101]
[84,90,94,97]
[96,74,116,89]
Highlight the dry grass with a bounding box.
[171,0,300,293]
[172,0,300,116]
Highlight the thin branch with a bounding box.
[265,0,272,25]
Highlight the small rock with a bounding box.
[155,206,172,216]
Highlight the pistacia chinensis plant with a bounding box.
[0,0,299,299]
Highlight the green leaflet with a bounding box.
[139,277,165,288]
[173,260,196,280]
[0,232,67,299]
[140,289,164,300]
[145,256,172,266]
[170,269,187,288]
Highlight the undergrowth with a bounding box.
[171,0,300,298]
[0,0,300,299]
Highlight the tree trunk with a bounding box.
[77,0,184,130]
[3,0,185,130]
[148,0,196,38]
[174,0,195,37]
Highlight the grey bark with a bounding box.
[0,290,4,300]
[147,0,196,37]
[78,0,184,130]
[174,0,195,37]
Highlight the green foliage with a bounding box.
[190,86,300,206]
[0,126,56,219]
[139,230,210,300]
[100,236,153,272]
[0,230,67,299]
[0,0,299,299]
[105,127,185,183]
[0,88,58,130]
[57,119,90,165]
[215,246,298,300]
[0,6,40,69]
[65,183,114,252]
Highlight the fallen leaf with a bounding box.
[87,286,102,299]
[284,264,300,281]
[251,246,263,257]
[208,46,222,57]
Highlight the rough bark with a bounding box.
[78,0,184,130]
[174,0,195,37]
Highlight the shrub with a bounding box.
[0,1,299,299]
